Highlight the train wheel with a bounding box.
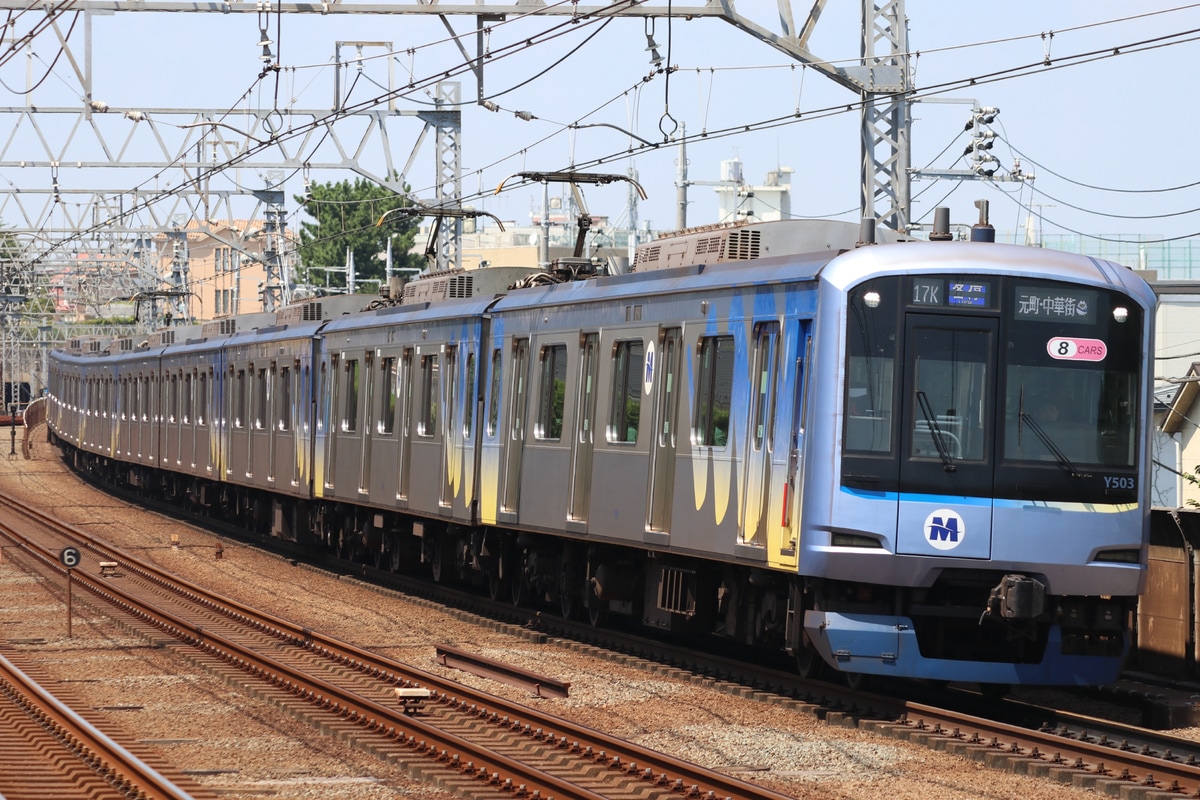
[487,565,507,601]
[587,604,607,628]
[844,671,873,692]
[559,555,584,620]
[979,683,1010,701]
[429,536,453,584]
[795,638,827,681]
[487,548,509,601]
[336,528,353,560]
[509,552,528,607]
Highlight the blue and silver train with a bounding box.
[47,215,1156,686]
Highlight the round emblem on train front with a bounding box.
[924,508,965,551]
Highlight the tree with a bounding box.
[293,178,423,291]
[0,224,28,294]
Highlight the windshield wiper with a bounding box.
[1019,412,1091,479]
[916,391,956,472]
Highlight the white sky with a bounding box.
[3,1,1197,244]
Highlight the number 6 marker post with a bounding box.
[59,546,80,637]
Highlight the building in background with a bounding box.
[153,220,278,323]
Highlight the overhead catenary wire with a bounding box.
[20,8,1200,266]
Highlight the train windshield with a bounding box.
[842,275,1143,504]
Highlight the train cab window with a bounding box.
[278,366,292,432]
[487,348,502,437]
[379,357,397,435]
[608,339,644,444]
[1001,283,1141,474]
[464,352,477,440]
[418,354,439,437]
[693,335,734,448]
[844,286,898,455]
[535,344,567,441]
[908,325,990,463]
[342,359,359,433]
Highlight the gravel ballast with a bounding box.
[0,447,1135,800]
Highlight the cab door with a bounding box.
[896,314,996,559]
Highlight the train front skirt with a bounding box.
[806,610,1127,685]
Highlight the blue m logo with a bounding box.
[929,516,959,542]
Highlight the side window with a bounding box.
[255,368,268,430]
[418,354,439,437]
[342,358,359,432]
[694,335,734,448]
[183,373,192,424]
[198,370,208,427]
[487,348,502,437]
[535,344,567,441]
[234,369,246,429]
[464,351,477,439]
[278,366,292,432]
[169,374,178,423]
[379,357,397,435]
[445,346,458,437]
[608,340,643,444]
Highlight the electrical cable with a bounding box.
[998,134,1200,193]
[23,10,1200,265]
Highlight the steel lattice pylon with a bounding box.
[434,82,463,273]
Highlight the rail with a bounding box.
[0,650,196,800]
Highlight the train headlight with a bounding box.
[863,291,881,309]
[1112,306,1128,323]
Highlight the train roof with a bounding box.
[820,240,1157,308]
[632,218,913,272]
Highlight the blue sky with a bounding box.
[3,1,1196,245]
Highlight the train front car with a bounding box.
[801,241,1155,686]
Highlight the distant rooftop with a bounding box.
[995,232,1200,280]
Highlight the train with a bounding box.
[45,213,1157,687]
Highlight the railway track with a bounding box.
[15,472,1200,798]
[0,646,207,800]
[0,493,799,800]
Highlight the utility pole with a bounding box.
[676,123,689,230]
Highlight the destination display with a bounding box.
[1014,286,1097,325]
[910,278,993,309]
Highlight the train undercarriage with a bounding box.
[64,444,1134,685]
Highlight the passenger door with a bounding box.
[397,348,414,503]
[440,345,458,508]
[359,351,374,496]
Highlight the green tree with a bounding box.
[0,224,27,293]
[1183,467,1200,508]
[293,178,423,290]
